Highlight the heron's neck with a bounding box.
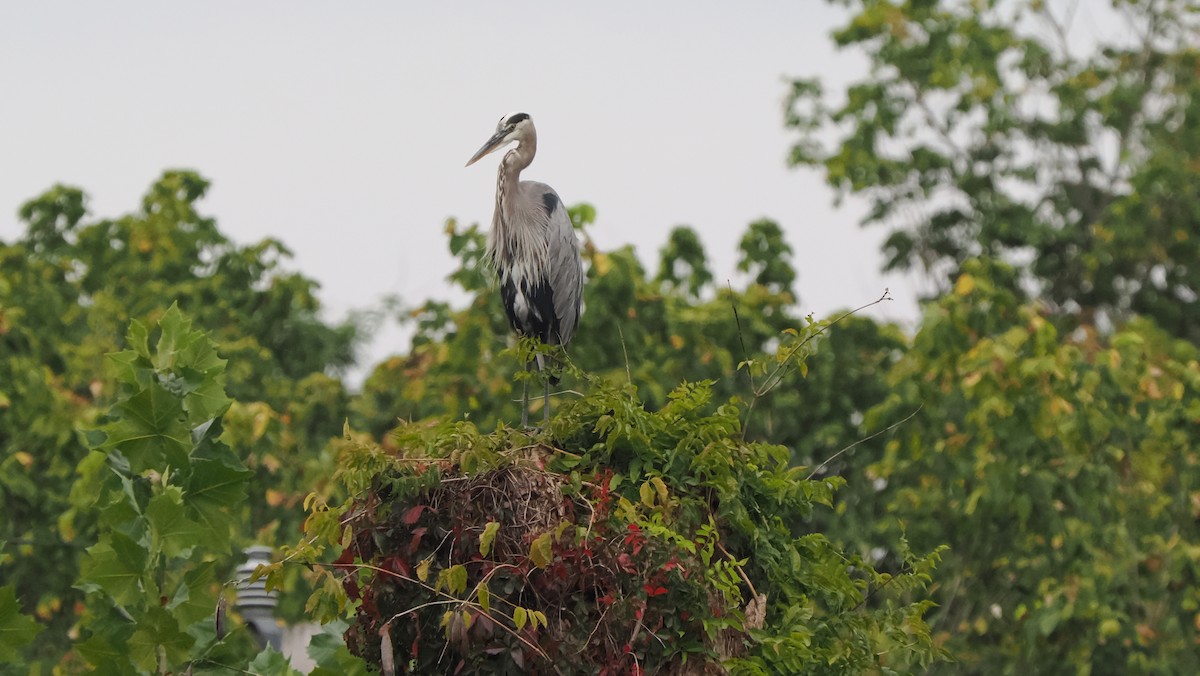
[491,135,542,277]
[500,135,536,180]
[496,135,537,225]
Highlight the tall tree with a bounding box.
[787,0,1200,340]
[837,258,1200,672]
[0,172,360,662]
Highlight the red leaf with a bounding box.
[408,526,427,555]
[401,505,427,525]
[384,555,411,577]
[623,527,645,556]
[361,588,379,617]
[344,576,361,601]
[643,585,668,597]
[333,544,356,566]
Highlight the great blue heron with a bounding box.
[465,112,584,427]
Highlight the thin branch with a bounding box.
[728,280,755,391]
[317,560,559,671]
[716,541,758,600]
[611,323,632,386]
[755,289,893,398]
[806,404,924,480]
[740,289,892,439]
[383,598,464,624]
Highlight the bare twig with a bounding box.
[383,598,466,624]
[806,404,924,480]
[317,560,560,671]
[716,541,758,600]
[728,280,754,391]
[617,324,632,386]
[757,289,892,399]
[741,289,892,439]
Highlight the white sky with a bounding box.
[1,2,926,379]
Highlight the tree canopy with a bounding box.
[1,172,360,664]
[787,0,1200,340]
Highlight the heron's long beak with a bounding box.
[465,130,510,167]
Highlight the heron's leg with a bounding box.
[521,360,531,429]
[543,377,551,425]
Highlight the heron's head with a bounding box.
[465,112,534,167]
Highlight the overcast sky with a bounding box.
[1,2,927,378]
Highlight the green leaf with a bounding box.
[184,444,251,549]
[183,379,231,427]
[146,487,207,559]
[308,624,370,676]
[128,605,194,671]
[651,476,669,505]
[126,318,151,360]
[165,561,216,626]
[477,581,491,613]
[479,521,500,557]
[153,303,191,372]
[144,304,231,425]
[640,480,655,507]
[513,607,527,631]
[0,586,41,661]
[530,532,554,569]
[79,531,148,607]
[247,645,302,675]
[74,604,137,671]
[446,564,468,595]
[98,383,190,473]
[107,349,146,388]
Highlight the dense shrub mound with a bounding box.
[343,445,764,674]
[290,378,944,674]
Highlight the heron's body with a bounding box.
[466,112,584,426]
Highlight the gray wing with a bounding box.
[534,184,584,347]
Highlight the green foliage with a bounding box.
[788,0,1200,341]
[0,585,41,663]
[286,368,945,673]
[833,259,1200,673]
[11,170,358,405]
[784,13,1200,667]
[736,218,796,296]
[353,208,901,475]
[0,172,360,662]
[656,225,714,299]
[68,304,257,672]
[307,622,372,676]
